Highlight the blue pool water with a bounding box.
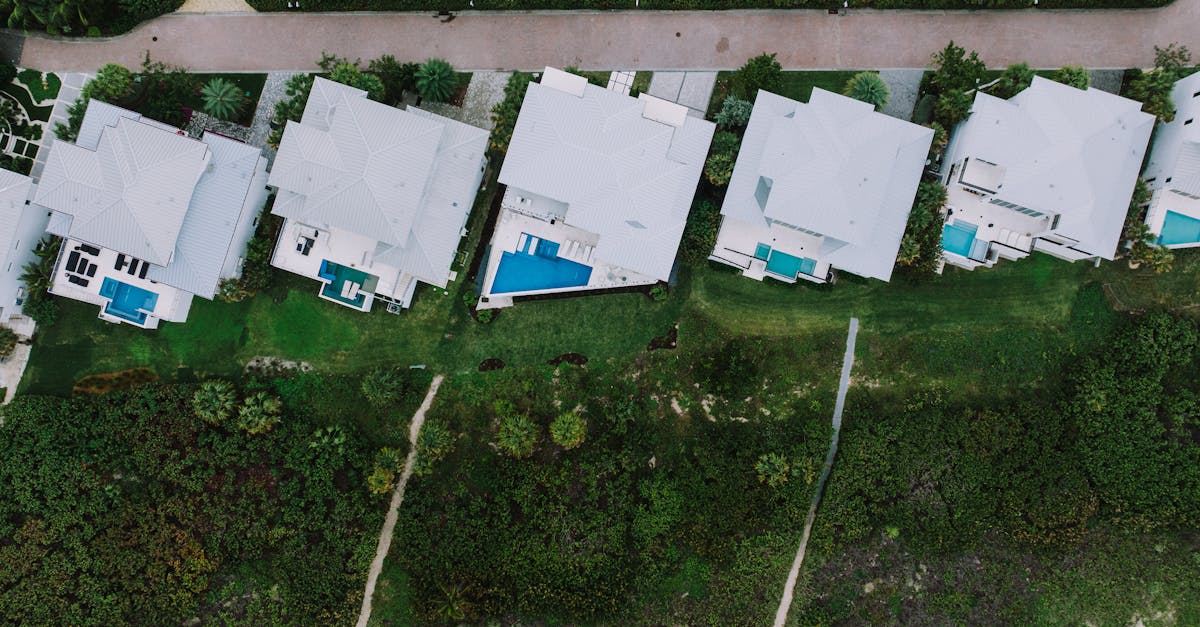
[754,243,772,260]
[1157,211,1200,246]
[491,245,593,294]
[99,277,158,324]
[318,259,375,309]
[942,221,979,257]
[765,249,817,278]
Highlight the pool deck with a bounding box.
[710,216,832,284]
[477,207,658,310]
[942,185,1049,270]
[1145,187,1200,249]
[48,238,189,328]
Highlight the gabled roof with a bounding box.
[270,77,488,287]
[1144,71,1200,196]
[146,133,267,297]
[270,77,447,251]
[34,103,210,265]
[722,89,933,281]
[0,169,33,265]
[498,71,715,281]
[952,76,1154,259]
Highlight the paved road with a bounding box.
[15,3,1200,72]
[774,317,858,627]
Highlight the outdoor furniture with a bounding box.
[115,253,126,270]
[79,244,101,255]
[139,263,149,279]
[127,260,139,275]
[66,250,81,273]
[67,275,89,287]
[85,263,96,278]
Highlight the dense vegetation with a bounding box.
[245,0,1171,13]
[0,377,397,624]
[0,0,180,36]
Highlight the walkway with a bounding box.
[16,2,1200,72]
[773,317,859,627]
[356,373,444,627]
[0,315,36,405]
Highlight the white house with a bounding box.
[940,76,1154,270]
[268,77,488,313]
[476,68,714,309]
[710,88,933,284]
[0,169,46,324]
[34,101,270,328]
[1142,70,1200,248]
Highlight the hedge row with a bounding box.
[249,0,1168,10]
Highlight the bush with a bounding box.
[414,420,455,476]
[19,237,61,325]
[989,63,1035,99]
[368,447,405,493]
[369,54,419,105]
[896,181,947,278]
[680,198,722,265]
[0,63,16,87]
[496,414,538,458]
[649,284,668,302]
[237,391,283,434]
[703,131,741,186]
[362,367,415,408]
[489,72,534,154]
[0,325,16,360]
[843,71,889,111]
[755,452,791,487]
[1054,65,1090,90]
[416,58,458,103]
[268,73,315,148]
[55,64,135,142]
[550,411,587,449]
[735,53,782,101]
[1126,43,1192,123]
[714,95,753,130]
[192,380,238,426]
[934,90,973,127]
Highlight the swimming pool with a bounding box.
[1157,210,1200,246]
[764,249,817,279]
[99,277,158,324]
[490,249,593,294]
[318,259,378,309]
[942,221,979,257]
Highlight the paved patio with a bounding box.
[647,71,716,116]
[18,4,1199,72]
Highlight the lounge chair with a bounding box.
[66,250,81,273]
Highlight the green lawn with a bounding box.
[707,70,863,117]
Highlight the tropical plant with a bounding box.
[928,41,987,95]
[192,380,237,426]
[843,71,889,110]
[550,411,587,449]
[680,198,722,265]
[237,391,282,435]
[362,367,414,408]
[0,325,16,360]
[1054,65,1090,90]
[434,583,471,622]
[1126,222,1174,273]
[268,73,314,148]
[368,447,404,494]
[927,121,948,157]
[649,284,668,303]
[756,452,791,487]
[990,63,1035,99]
[368,54,419,104]
[934,89,973,126]
[55,63,135,142]
[19,236,60,325]
[489,72,533,154]
[896,181,948,278]
[416,58,458,103]
[735,53,782,101]
[200,77,245,121]
[414,419,455,476]
[714,94,753,129]
[496,414,538,459]
[1127,43,1193,123]
[703,130,740,186]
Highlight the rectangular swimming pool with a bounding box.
[99,277,158,325]
[1157,210,1200,246]
[765,249,817,279]
[319,259,378,309]
[942,220,979,257]
[491,250,593,294]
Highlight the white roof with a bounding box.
[950,76,1154,259]
[269,77,488,287]
[498,71,715,281]
[722,89,933,281]
[0,169,33,260]
[1144,71,1200,196]
[34,103,210,266]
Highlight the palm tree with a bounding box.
[843,71,889,111]
[416,58,458,103]
[193,380,237,426]
[200,77,245,121]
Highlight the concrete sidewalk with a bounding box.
[17,3,1200,73]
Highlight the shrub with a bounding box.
[735,53,782,101]
[496,414,538,458]
[200,77,246,121]
[934,90,973,127]
[192,380,237,426]
[714,95,753,130]
[138,55,199,128]
[268,73,314,148]
[756,452,791,487]
[680,198,722,265]
[0,325,16,360]
[928,41,986,96]
[368,54,419,105]
[1054,65,1090,90]
[328,61,386,102]
[19,237,60,325]
[0,62,16,86]
[414,419,455,476]
[989,63,1035,99]
[896,181,947,278]
[368,447,405,494]
[489,72,534,154]
[416,58,458,103]
[55,64,135,142]
[703,131,740,186]
[362,367,413,408]
[843,71,889,111]
[550,411,587,449]
[649,284,668,302]
[927,121,948,157]
[1126,43,1193,123]
[237,391,283,434]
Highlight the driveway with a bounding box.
[16,2,1200,72]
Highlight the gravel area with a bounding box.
[1088,69,1125,95]
[879,69,924,122]
[248,70,303,164]
[419,71,510,130]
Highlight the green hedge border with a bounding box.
[249,0,1169,11]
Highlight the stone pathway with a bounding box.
[647,71,717,117]
[0,315,37,405]
[248,70,302,165]
[774,317,859,627]
[31,71,89,180]
[355,373,444,627]
[878,69,923,122]
[21,4,1197,73]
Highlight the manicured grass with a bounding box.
[707,70,863,117]
[16,69,61,103]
